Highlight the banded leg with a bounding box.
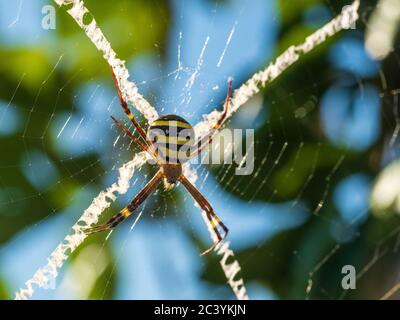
[179,174,229,255]
[84,169,164,234]
[111,70,150,145]
[111,116,149,153]
[190,80,232,159]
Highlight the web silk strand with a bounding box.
[15,0,360,300]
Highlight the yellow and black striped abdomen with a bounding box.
[148,114,195,163]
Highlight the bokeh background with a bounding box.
[1,0,400,300]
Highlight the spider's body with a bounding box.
[85,71,232,255]
[148,114,195,165]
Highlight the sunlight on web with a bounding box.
[194,0,360,139]
[14,0,362,300]
[14,152,148,300]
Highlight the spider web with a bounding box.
[1,0,400,300]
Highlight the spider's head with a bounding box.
[161,163,182,189]
[148,114,195,164]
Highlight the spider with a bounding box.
[84,71,232,255]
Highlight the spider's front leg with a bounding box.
[84,169,164,235]
[190,80,232,159]
[111,70,161,162]
[110,116,160,163]
[111,116,149,153]
[178,174,229,255]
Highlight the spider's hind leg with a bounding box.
[178,174,229,256]
[84,169,164,236]
[84,208,131,234]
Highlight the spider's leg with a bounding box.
[111,116,160,164]
[83,212,126,234]
[111,69,151,146]
[84,169,164,235]
[178,174,229,256]
[111,116,149,153]
[190,80,232,159]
